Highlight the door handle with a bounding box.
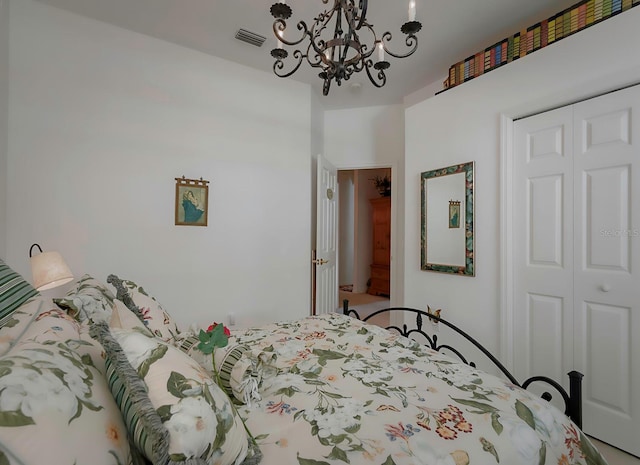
[313,258,329,266]
[600,284,611,292]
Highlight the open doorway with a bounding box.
[337,167,391,318]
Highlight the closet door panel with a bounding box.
[573,85,640,455]
[513,107,574,393]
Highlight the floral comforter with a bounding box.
[232,313,607,465]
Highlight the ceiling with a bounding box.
[34,0,579,110]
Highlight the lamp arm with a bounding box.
[29,243,43,258]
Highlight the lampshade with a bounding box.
[30,250,74,291]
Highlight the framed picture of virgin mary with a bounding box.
[175,176,209,226]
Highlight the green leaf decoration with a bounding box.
[580,432,609,465]
[327,446,350,463]
[0,450,10,465]
[277,386,300,397]
[137,344,168,378]
[0,409,35,427]
[81,398,104,413]
[515,399,535,430]
[297,455,331,465]
[450,397,497,413]
[169,453,187,462]
[3,317,19,328]
[312,349,346,366]
[156,404,173,422]
[304,379,328,386]
[537,443,546,465]
[80,354,96,370]
[491,412,503,435]
[381,455,397,465]
[166,371,191,399]
[480,437,500,463]
[68,401,83,424]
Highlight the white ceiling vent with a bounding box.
[235,29,266,47]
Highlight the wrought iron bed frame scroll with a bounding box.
[342,300,584,428]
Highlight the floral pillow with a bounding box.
[107,274,181,345]
[110,299,155,338]
[54,274,117,323]
[0,330,134,464]
[0,296,46,356]
[90,323,261,465]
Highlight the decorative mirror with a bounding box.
[421,161,474,276]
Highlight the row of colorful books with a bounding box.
[444,0,639,90]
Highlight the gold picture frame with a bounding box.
[175,176,209,226]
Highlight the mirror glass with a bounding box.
[421,162,474,276]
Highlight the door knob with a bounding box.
[600,284,611,292]
[313,258,328,266]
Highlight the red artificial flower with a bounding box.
[207,322,231,336]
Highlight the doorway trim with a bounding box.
[499,114,516,371]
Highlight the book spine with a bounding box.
[475,52,484,75]
[586,0,595,25]
[595,0,604,20]
[578,3,587,28]
[541,20,549,48]
[563,9,571,34]
[612,0,622,12]
[548,17,556,43]
[513,33,521,60]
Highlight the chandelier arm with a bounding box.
[364,60,387,88]
[273,50,306,78]
[274,19,310,47]
[380,31,419,59]
[356,0,368,30]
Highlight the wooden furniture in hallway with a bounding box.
[368,196,391,296]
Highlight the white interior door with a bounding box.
[513,106,575,404]
[315,154,338,315]
[513,85,640,456]
[572,87,640,455]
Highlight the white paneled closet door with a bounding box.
[513,85,640,456]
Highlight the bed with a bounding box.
[0,267,607,465]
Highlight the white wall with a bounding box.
[0,0,8,259]
[6,0,313,329]
[324,105,405,304]
[338,170,354,286]
[404,7,640,357]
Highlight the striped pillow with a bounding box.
[91,323,260,465]
[0,259,39,328]
[177,335,251,402]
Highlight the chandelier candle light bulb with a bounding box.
[409,1,416,22]
[377,42,385,63]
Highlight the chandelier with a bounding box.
[270,0,421,95]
